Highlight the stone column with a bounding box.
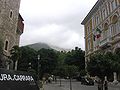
[113,72,118,84]
[6,64,10,70]
[6,60,10,70]
[14,60,18,70]
[104,76,107,81]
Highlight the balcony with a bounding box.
[111,22,120,38]
[99,37,112,49]
[16,14,24,35]
[111,36,120,44]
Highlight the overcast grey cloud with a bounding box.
[19,0,97,50]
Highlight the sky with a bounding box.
[19,0,97,50]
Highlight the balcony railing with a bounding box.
[99,28,112,49]
[111,22,120,37]
[111,36,120,44]
[99,37,111,48]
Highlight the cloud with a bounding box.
[20,23,83,49]
[20,0,97,50]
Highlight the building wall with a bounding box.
[0,0,21,68]
[82,0,120,62]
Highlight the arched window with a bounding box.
[103,23,108,39]
[111,0,117,11]
[4,40,9,51]
[111,15,119,36]
[104,23,109,31]
[114,47,120,54]
[112,15,118,24]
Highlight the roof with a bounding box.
[81,0,102,25]
[19,13,24,21]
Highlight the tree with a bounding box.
[65,65,78,90]
[17,46,37,72]
[10,45,21,70]
[65,65,78,78]
[87,53,111,80]
[53,51,67,76]
[0,40,3,55]
[64,47,85,72]
[0,40,3,67]
[110,50,120,77]
[87,52,120,81]
[37,48,58,79]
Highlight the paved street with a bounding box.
[43,79,97,90]
[43,79,120,90]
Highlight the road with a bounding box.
[43,79,120,90]
[43,79,97,90]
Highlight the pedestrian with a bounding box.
[48,76,52,83]
[42,77,46,84]
[104,76,108,90]
[98,79,103,90]
[55,76,57,83]
[104,81,108,90]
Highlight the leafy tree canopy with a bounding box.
[18,46,37,71]
[64,47,85,71]
[87,51,120,80]
[37,48,58,77]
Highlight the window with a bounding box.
[104,23,108,31]
[103,23,108,39]
[88,39,91,51]
[9,10,13,18]
[96,16,99,25]
[102,9,107,20]
[111,15,119,36]
[87,26,90,34]
[4,40,8,51]
[111,0,117,11]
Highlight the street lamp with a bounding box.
[28,62,31,69]
[37,55,40,80]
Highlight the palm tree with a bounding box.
[10,45,21,70]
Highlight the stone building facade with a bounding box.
[81,0,120,63]
[0,0,24,69]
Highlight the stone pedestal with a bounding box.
[113,72,118,84]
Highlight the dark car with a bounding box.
[76,76,82,81]
[81,77,94,85]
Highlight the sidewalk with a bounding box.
[41,80,120,90]
[108,82,120,90]
[43,82,68,90]
[42,79,97,90]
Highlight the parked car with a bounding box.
[75,76,82,81]
[81,77,94,85]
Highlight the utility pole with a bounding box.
[70,77,72,90]
[38,55,40,80]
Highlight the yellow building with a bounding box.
[81,0,120,63]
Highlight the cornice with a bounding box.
[81,0,104,25]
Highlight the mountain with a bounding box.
[26,43,51,51]
[50,45,71,51]
[26,42,71,51]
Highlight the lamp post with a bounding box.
[37,55,40,80]
[28,62,31,69]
